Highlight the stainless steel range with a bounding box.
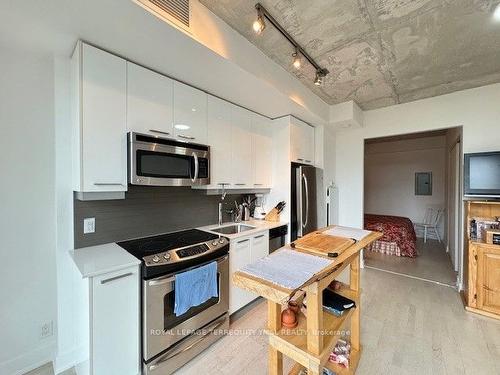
[117,229,229,374]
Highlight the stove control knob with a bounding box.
[212,241,218,246]
[163,253,171,261]
[219,238,225,244]
[152,255,160,263]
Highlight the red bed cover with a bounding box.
[364,214,417,257]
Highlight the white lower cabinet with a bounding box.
[90,266,140,375]
[229,231,270,314]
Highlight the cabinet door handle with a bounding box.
[149,129,170,136]
[297,158,304,161]
[237,239,250,244]
[94,182,124,186]
[254,234,265,239]
[254,184,263,186]
[100,272,133,285]
[178,134,195,140]
[235,183,246,186]
[305,160,312,163]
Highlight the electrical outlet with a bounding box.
[84,217,95,234]
[41,321,53,338]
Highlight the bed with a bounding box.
[364,214,417,257]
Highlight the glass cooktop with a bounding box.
[117,229,219,260]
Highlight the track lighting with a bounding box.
[252,9,265,34]
[495,4,500,21]
[252,3,329,85]
[314,70,326,86]
[292,49,301,69]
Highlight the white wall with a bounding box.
[54,57,89,373]
[364,136,447,239]
[0,45,57,374]
[333,83,500,287]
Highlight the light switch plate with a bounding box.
[84,217,96,234]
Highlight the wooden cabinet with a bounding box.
[230,106,253,188]
[477,245,500,315]
[252,114,273,188]
[173,81,207,144]
[465,201,500,320]
[91,266,140,375]
[206,96,233,186]
[229,231,270,314]
[290,117,315,165]
[127,62,173,137]
[71,41,127,193]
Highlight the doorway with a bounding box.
[363,127,463,287]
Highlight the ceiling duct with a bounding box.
[134,0,190,30]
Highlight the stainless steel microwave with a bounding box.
[128,132,210,186]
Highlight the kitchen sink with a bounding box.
[210,224,256,235]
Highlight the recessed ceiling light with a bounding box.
[494,4,500,21]
[174,124,190,130]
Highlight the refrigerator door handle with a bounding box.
[302,173,309,229]
[296,167,303,237]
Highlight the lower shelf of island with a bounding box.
[268,288,359,372]
[289,347,361,375]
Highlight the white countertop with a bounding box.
[198,219,288,239]
[70,243,141,278]
[70,220,288,278]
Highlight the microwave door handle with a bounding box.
[191,153,199,183]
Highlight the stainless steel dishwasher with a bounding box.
[269,225,288,253]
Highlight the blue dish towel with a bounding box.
[174,261,218,316]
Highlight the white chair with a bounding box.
[414,207,444,243]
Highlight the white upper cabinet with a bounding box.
[252,113,273,188]
[127,63,173,138]
[207,96,233,187]
[173,81,208,144]
[290,117,315,165]
[72,41,127,193]
[231,106,253,187]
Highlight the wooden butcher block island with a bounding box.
[233,226,382,375]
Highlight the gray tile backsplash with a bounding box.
[74,186,242,248]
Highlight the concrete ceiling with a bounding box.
[199,0,500,110]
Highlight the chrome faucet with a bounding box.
[218,185,227,226]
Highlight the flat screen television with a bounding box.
[464,151,500,197]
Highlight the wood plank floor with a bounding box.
[178,268,500,375]
[27,268,500,375]
[364,239,457,286]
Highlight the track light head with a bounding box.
[292,49,301,69]
[253,7,266,34]
[314,69,327,86]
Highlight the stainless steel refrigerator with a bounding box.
[291,163,321,241]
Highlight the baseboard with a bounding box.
[0,340,56,375]
[465,306,500,321]
[54,344,88,374]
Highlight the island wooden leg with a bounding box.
[268,301,283,375]
[350,253,360,351]
[305,282,324,356]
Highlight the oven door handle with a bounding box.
[148,275,175,287]
[148,255,228,287]
[148,314,227,372]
